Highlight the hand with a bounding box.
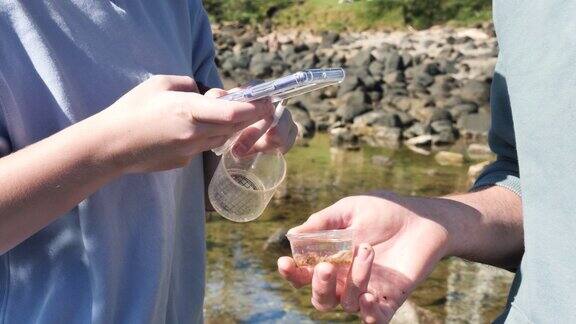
[96,75,274,173]
[228,99,298,157]
[278,193,454,323]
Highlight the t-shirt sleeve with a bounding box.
[189,0,223,92]
[471,63,521,196]
[0,106,12,157]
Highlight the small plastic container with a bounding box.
[286,229,354,267]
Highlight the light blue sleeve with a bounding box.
[472,63,521,196]
[189,0,222,90]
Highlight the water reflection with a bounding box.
[205,134,512,323]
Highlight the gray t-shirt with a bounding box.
[474,1,576,322]
[0,1,221,323]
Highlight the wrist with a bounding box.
[73,107,132,176]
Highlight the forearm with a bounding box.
[0,112,124,254]
[439,186,523,269]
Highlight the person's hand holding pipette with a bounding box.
[205,89,298,156]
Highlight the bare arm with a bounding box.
[0,75,275,254]
[443,186,523,269]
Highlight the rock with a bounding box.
[406,134,433,147]
[450,102,479,119]
[330,127,359,149]
[250,62,272,78]
[385,52,404,71]
[458,79,490,105]
[262,228,291,252]
[435,151,464,166]
[467,143,493,160]
[430,109,452,122]
[321,31,340,47]
[350,50,374,67]
[337,91,371,123]
[413,71,435,88]
[368,61,384,79]
[353,111,401,128]
[372,155,394,167]
[361,126,402,148]
[457,112,491,136]
[384,71,406,85]
[288,106,316,140]
[338,75,361,95]
[433,130,457,145]
[430,119,453,133]
[468,160,492,181]
[404,123,429,138]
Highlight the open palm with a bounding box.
[278,193,451,323]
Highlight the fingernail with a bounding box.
[319,269,332,282]
[232,142,248,156]
[358,244,372,261]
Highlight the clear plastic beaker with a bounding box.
[208,149,287,222]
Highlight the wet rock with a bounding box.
[288,106,316,140]
[467,143,493,160]
[457,112,491,137]
[330,127,360,149]
[263,228,291,252]
[406,134,433,147]
[353,111,401,128]
[353,125,402,148]
[337,91,371,123]
[435,151,464,166]
[404,123,428,139]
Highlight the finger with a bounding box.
[195,135,229,153]
[242,110,298,155]
[288,198,353,234]
[147,74,199,92]
[311,262,339,312]
[231,119,273,157]
[193,119,255,138]
[360,293,389,324]
[341,244,375,313]
[277,257,313,288]
[204,88,228,98]
[173,92,274,124]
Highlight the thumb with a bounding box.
[289,198,354,234]
[204,88,228,98]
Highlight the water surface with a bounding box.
[205,134,513,323]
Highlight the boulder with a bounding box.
[406,134,433,147]
[457,112,491,136]
[458,79,490,105]
[385,52,404,71]
[338,75,361,96]
[360,126,402,148]
[288,106,316,140]
[467,143,493,160]
[449,102,479,119]
[435,151,464,166]
[349,50,374,67]
[330,127,359,149]
[262,228,291,252]
[404,123,429,139]
[321,31,340,47]
[353,111,401,128]
[337,91,371,123]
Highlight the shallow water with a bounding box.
[205,134,513,323]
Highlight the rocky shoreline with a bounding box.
[213,23,497,153]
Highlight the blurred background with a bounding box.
[202,1,512,323]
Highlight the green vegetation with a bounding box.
[203,0,492,31]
